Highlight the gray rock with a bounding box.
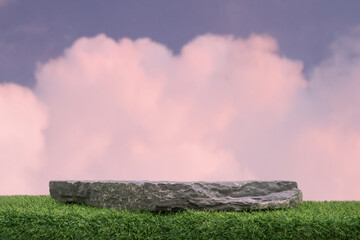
[49,180,302,212]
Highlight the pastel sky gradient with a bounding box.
[1,1,360,200]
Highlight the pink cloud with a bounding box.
[1,32,360,200]
[34,34,263,188]
[0,83,47,195]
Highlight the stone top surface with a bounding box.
[52,180,295,185]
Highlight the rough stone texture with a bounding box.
[49,180,302,212]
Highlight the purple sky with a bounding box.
[2,1,360,199]
[1,0,360,87]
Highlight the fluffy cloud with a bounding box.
[36,34,290,186]
[296,33,360,200]
[1,32,360,200]
[0,83,47,194]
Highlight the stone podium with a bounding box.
[49,180,302,212]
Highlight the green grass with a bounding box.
[0,196,359,240]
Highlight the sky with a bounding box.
[1,0,360,200]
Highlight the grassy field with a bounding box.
[0,196,359,240]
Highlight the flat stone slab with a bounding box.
[49,180,302,212]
